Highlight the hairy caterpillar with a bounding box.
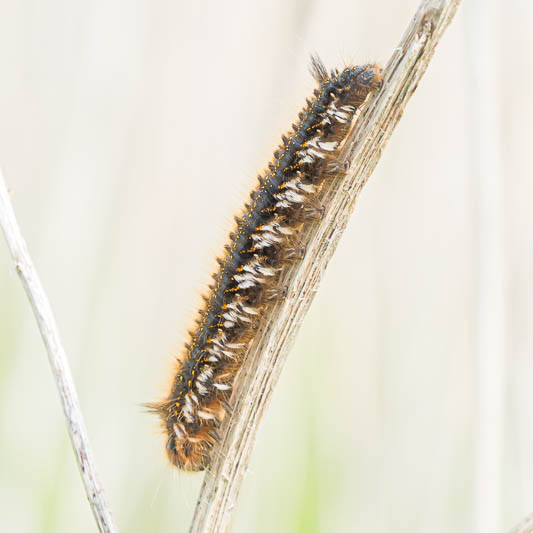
[150,57,382,471]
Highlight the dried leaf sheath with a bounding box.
[150,58,382,471]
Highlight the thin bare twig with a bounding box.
[0,169,117,533]
[189,1,461,531]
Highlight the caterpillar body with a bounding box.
[150,57,382,471]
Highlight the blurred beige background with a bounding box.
[1,1,532,532]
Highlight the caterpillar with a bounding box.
[150,57,382,471]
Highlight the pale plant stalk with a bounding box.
[0,170,117,533]
[189,0,462,532]
[466,1,505,532]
